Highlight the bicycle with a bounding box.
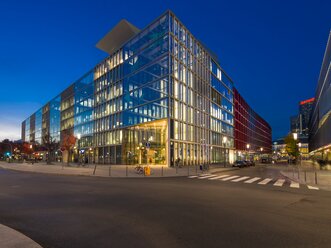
[135,165,144,174]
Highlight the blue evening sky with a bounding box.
[0,0,330,140]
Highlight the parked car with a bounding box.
[244,160,255,166]
[233,160,246,168]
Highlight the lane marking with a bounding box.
[307,185,319,190]
[222,176,240,181]
[274,179,285,187]
[258,178,273,185]
[231,176,249,182]
[244,177,260,183]
[290,181,300,188]
[198,175,217,179]
[208,175,229,180]
[188,176,198,178]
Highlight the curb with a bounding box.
[0,224,42,248]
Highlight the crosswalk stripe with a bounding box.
[290,181,300,188]
[208,175,229,180]
[200,174,212,177]
[231,176,249,182]
[258,178,273,185]
[274,179,285,187]
[222,176,240,181]
[244,177,260,183]
[307,185,319,190]
[198,175,217,179]
[188,176,198,178]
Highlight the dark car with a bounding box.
[233,160,246,168]
[244,160,255,166]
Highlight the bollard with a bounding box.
[126,166,128,177]
[188,165,190,176]
[93,164,97,175]
[109,166,111,177]
[315,171,317,184]
[162,166,164,177]
[304,171,306,182]
[298,169,300,179]
[196,165,198,175]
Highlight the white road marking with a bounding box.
[274,179,285,187]
[307,185,319,190]
[231,176,249,182]
[290,181,300,188]
[222,176,240,181]
[200,174,212,177]
[198,175,217,179]
[244,177,261,183]
[208,175,229,180]
[188,176,198,178]
[258,178,273,185]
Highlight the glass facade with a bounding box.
[309,32,331,161]
[20,10,274,166]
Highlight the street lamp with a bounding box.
[298,142,302,166]
[222,136,227,167]
[246,144,250,160]
[77,133,81,165]
[293,132,298,140]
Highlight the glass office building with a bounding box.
[22,10,268,166]
[233,88,272,160]
[309,31,331,161]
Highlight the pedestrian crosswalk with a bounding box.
[187,174,319,190]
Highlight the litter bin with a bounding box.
[144,166,151,176]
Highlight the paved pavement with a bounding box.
[0,223,42,248]
[0,167,330,248]
[278,161,331,191]
[0,161,237,178]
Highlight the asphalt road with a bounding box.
[0,167,330,248]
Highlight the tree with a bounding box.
[42,134,59,165]
[61,133,76,166]
[284,134,299,160]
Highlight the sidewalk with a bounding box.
[0,223,42,248]
[280,160,331,191]
[0,161,237,178]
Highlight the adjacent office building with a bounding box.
[22,10,271,166]
[309,31,331,161]
[234,88,272,160]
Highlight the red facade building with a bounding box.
[234,88,272,158]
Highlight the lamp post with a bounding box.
[222,136,227,167]
[246,144,250,160]
[298,142,302,167]
[77,133,81,165]
[293,132,298,164]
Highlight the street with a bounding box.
[0,166,330,248]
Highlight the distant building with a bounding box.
[309,31,331,162]
[290,98,314,136]
[299,98,315,136]
[290,115,299,134]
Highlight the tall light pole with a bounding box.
[298,142,302,166]
[293,132,298,164]
[77,133,81,165]
[246,144,250,160]
[222,136,227,167]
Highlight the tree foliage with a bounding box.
[284,134,299,158]
[42,134,59,164]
